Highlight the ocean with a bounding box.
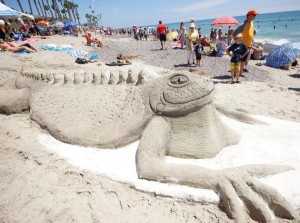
[149,10,300,46]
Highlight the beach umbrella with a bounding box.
[166,31,178,41]
[37,20,48,28]
[283,42,300,51]
[266,45,298,68]
[63,22,78,31]
[211,16,239,27]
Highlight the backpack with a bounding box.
[75,57,88,64]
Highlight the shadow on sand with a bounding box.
[174,64,197,68]
[288,87,300,92]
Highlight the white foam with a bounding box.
[255,38,290,46]
[39,115,300,207]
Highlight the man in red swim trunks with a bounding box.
[156,20,167,50]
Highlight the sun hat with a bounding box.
[247,9,259,16]
[190,23,195,28]
[0,20,4,28]
[236,33,243,38]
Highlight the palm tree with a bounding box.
[58,0,67,20]
[41,0,48,17]
[33,0,41,16]
[52,0,62,20]
[38,0,45,17]
[17,0,24,12]
[85,13,92,26]
[74,5,80,25]
[46,0,54,18]
[63,0,74,21]
[27,0,33,15]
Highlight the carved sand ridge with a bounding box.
[17,68,149,88]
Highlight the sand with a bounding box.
[0,34,300,222]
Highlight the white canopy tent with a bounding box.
[0,3,34,20]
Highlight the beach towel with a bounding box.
[169,41,186,49]
[15,50,28,54]
[67,50,88,57]
[40,44,73,51]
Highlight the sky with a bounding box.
[3,0,300,27]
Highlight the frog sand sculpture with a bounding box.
[0,69,298,222]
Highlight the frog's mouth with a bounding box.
[161,87,214,105]
[160,73,215,105]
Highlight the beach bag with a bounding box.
[75,57,88,64]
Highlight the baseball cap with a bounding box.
[247,9,259,16]
[236,33,243,38]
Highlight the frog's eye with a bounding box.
[170,75,189,85]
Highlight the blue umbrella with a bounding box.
[283,42,300,51]
[266,44,298,68]
[63,22,77,31]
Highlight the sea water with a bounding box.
[148,10,300,46]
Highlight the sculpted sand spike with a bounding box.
[117,71,125,85]
[108,71,116,85]
[126,69,135,84]
[1,71,298,222]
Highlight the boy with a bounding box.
[226,33,248,84]
[194,38,204,66]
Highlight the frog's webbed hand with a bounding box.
[136,117,298,222]
[217,166,298,222]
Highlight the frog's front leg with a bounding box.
[136,116,219,189]
[136,116,298,222]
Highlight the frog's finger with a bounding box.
[217,179,249,222]
[247,178,299,220]
[231,178,273,223]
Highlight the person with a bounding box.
[194,38,204,66]
[226,33,248,84]
[216,37,228,57]
[178,22,186,49]
[217,28,222,41]
[156,20,167,50]
[0,39,36,53]
[251,43,263,60]
[0,20,6,41]
[228,27,233,45]
[85,32,103,47]
[186,23,199,65]
[132,25,138,40]
[190,18,196,29]
[233,9,258,76]
[4,22,14,39]
[212,29,217,43]
[144,27,148,41]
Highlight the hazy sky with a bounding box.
[3,0,300,27]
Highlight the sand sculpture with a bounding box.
[1,70,298,222]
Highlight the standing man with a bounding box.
[157,20,167,50]
[233,9,258,77]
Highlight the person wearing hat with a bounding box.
[226,33,248,84]
[186,23,199,65]
[233,9,258,76]
[0,20,6,41]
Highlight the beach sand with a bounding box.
[0,34,299,222]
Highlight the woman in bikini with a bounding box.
[0,39,36,53]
